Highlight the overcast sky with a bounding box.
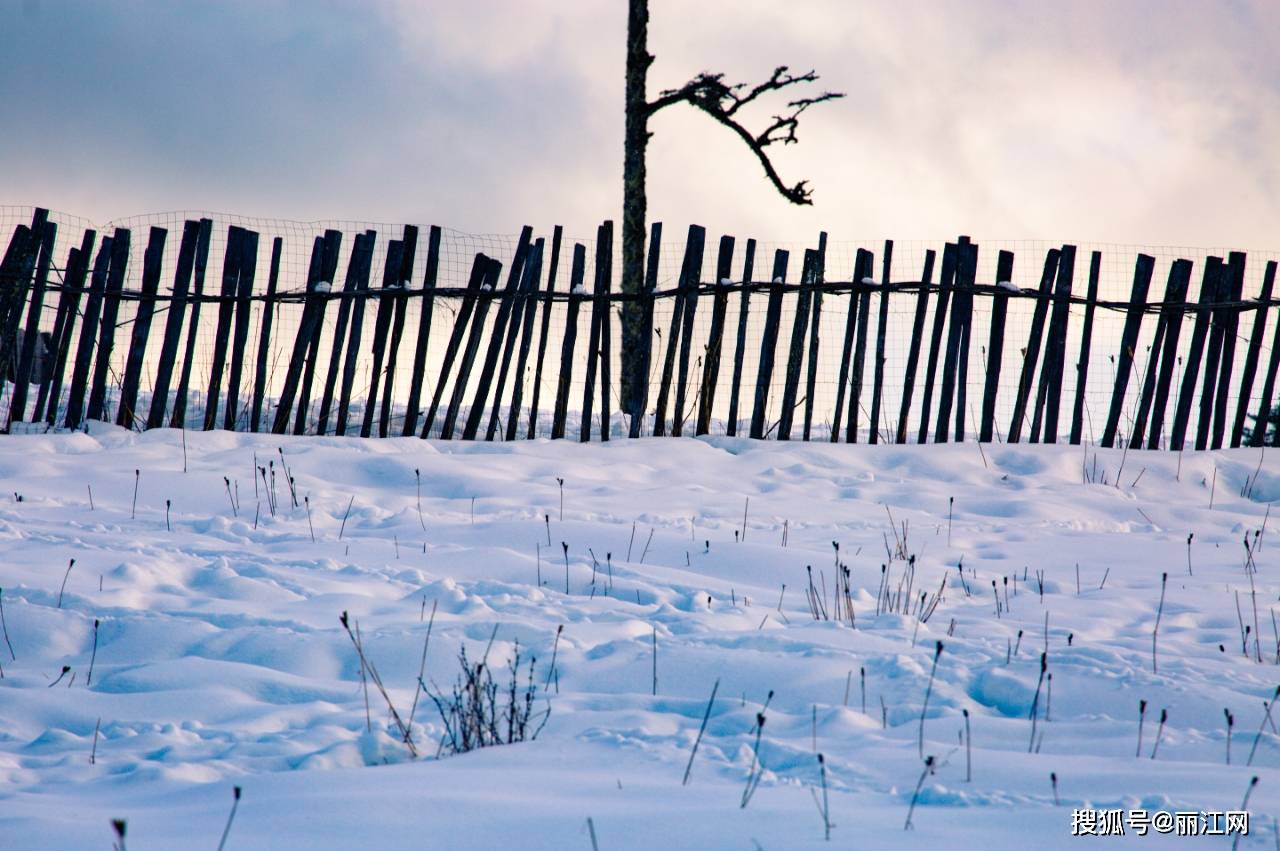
[3,0,1277,247]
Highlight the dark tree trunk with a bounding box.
[621,0,651,427]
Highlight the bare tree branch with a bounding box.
[648,65,844,204]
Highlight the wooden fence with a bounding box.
[2,206,1279,450]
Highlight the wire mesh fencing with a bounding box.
[2,204,1279,451]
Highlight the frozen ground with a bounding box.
[2,428,1280,848]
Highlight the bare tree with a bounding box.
[620,0,843,428]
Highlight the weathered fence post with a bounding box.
[1006,248,1060,444]
[249,237,283,433]
[696,235,735,437]
[117,226,167,430]
[336,231,377,436]
[749,249,788,440]
[146,221,199,429]
[979,250,1014,443]
[777,249,815,441]
[170,219,213,429]
[551,244,587,440]
[87,229,131,424]
[224,230,260,431]
[403,225,442,437]
[528,226,564,439]
[896,250,936,444]
[725,238,756,438]
[1069,251,1101,445]
[869,239,894,444]
[422,251,487,438]
[802,233,827,441]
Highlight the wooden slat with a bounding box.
[979,250,1014,443]
[528,226,565,439]
[40,231,96,427]
[1040,244,1074,443]
[170,219,213,428]
[9,218,56,426]
[597,222,614,442]
[1247,261,1280,447]
[834,249,865,440]
[440,256,502,440]
[1233,259,1274,447]
[847,250,875,444]
[462,229,531,441]
[895,250,936,444]
[1211,252,1245,449]
[935,242,966,443]
[484,230,540,440]
[363,239,406,438]
[403,226,442,436]
[271,235,327,434]
[917,243,957,443]
[671,226,706,438]
[203,227,245,431]
[1129,260,1184,449]
[802,233,827,441]
[749,250,788,439]
[1069,252,1101,445]
[421,251,486,438]
[1170,258,1221,451]
[869,240,894,444]
[379,226,418,437]
[65,235,112,430]
[33,240,82,425]
[504,238,545,441]
[652,226,703,436]
[579,225,610,443]
[1100,253,1156,448]
[777,249,815,441]
[1194,257,1229,451]
[1006,248,1059,444]
[249,237,282,433]
[0,224,37,393]
[1145,259,1193,449]
[87,228,132,423]
[630,222,663,439]
[953,239,978,442]
[116,226,167,430]
[551,244,587,439]
[336,232,377,436]
[725,239,756,437]
[697,235,735,437]
[294,230,343,435]
[317,231,367,435]
[146,221,199,429]
[223,229,259,431]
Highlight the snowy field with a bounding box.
[3,428,1280,848]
